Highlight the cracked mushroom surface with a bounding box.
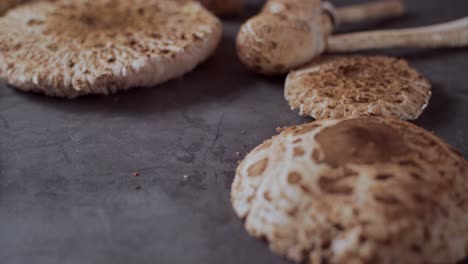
[231,117,468,264]
[0,0,222,98]
[285,56,432,120]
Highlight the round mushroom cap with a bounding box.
[0,0,222,98]
[236,1,330,75]
[231,117,468,264]
[236,14,326,75]
[285,56,432,120]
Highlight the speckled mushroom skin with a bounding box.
[0,0,222,98]
[231,117,468,264]
[285,56,432,120]
[236,0,333,75]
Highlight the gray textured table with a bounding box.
[1,0,467,263]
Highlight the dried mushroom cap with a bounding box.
[285,56,432,120]
[231,117,468,264]
[236,14,327,75]
[0,0,222,98]
[236,0,330,75]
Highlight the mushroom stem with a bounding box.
[236,0,408,75]
[327,16,468,52]
[335,0,405,25]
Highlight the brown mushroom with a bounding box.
[0,0,222,98]
[236,0,406,74]
[285,56,432,120]
[237,0,468,75]
[231,117,468,264]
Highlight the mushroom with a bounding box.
[0,0,222,98]
[285,56,432,120]
[327,16,468,51]
[237,1,468,75]
[196,0,244,16]
[237,0,406,74]
[2,0,244,17]
[333,0,405,25]
[231,117,468,264]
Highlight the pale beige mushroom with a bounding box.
[236,0,406,74]
[0,0,222,98]
[237,0,468,75]
[327,16,468,51]
[285,56,432,120]
[231,117,468,264]
[334,0,405,25]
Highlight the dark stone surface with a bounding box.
[0,0,467,263]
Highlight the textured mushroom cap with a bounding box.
[236,0,330,75]
[0,0,222,98]
[285,56,432,120]
[231,117,468,264]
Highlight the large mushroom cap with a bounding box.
[0,0,222,98]
[285,56,432,120]
[231,117,468,264]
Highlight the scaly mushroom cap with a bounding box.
[285,56,432,120]
[0,0,222,98]
[231,117,468,264]
[236,0,329,75]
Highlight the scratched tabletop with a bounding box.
[0,0,467,263]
